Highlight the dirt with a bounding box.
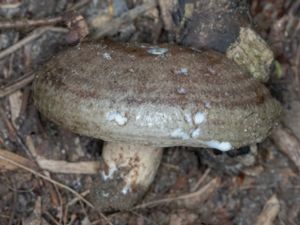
[0,0,299,225]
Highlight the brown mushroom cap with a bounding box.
[33,41,281,150]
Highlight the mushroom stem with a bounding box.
[90,142,163,211]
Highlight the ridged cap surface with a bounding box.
[33,41,281,150]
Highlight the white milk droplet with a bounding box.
[191,128,201,138]
[147,47,168,55]
[208,66,216,75]
[204,101,212,109]
[204,140,232,151]
[101,164,117,180]
[176,86,187,94]
[102,192,109,197]
[106,111,128,126]
[175,67,188,76]
[121,183,131,195]
[171,128,190,140]
[194,112,206,124]
[103,52,112,60]
[184,112,193,127]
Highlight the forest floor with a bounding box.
[0,0,299,225]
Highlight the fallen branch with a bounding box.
[271,124,300,171]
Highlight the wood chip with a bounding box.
[253,195,280,225]
[8,90,23,128]
[271,124,300,171]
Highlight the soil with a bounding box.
[0,0,299,225]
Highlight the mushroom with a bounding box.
[33,41,281,211]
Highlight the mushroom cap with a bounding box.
[33,41,281,150]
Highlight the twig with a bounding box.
[67,214,77,225]
[129,210,159,225]
[0,148,100,174]
[22,197,42,225]
[67,190,90,207]
[8,177,17,225]
[0,2,21,9]
[0,26,68,61]
[0,72,35,98]
[37,159,100,174]
[0,107,17,142]
[190,168,211,192]
[133,177,220,209]
[0,109,33,158]
[271,124,300,171]
[0,153,94,207]
[68,0,92,11]
[0,152,113,225]
[93,0,157,39]
[18,87,31,126]
[0,17,62,29]
[241,185,300,190]
[0,148,34,171]
[161,162,180,171]
[288,0,300,16]
[253,195,280,225]
[43,211,60,225]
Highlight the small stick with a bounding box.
[17,87,31,126]
[93,1,157,39]
[8,177,18,225]
[271,124,300,171]
[0,153,94,207]
[68,0,92,11]
[133,177,220,209]
[0,151,112,225]
[67,190,90,207]
[0,148,100,174]
[0,72,35,98]
[0,17,62,29]
[43,211,61,225]
[0,148,34,171]
[37,159,100,174]
[190,168,211,192]
[253,195,280,225]
[0,26,68,61]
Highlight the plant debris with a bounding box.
[0,0,299,224]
